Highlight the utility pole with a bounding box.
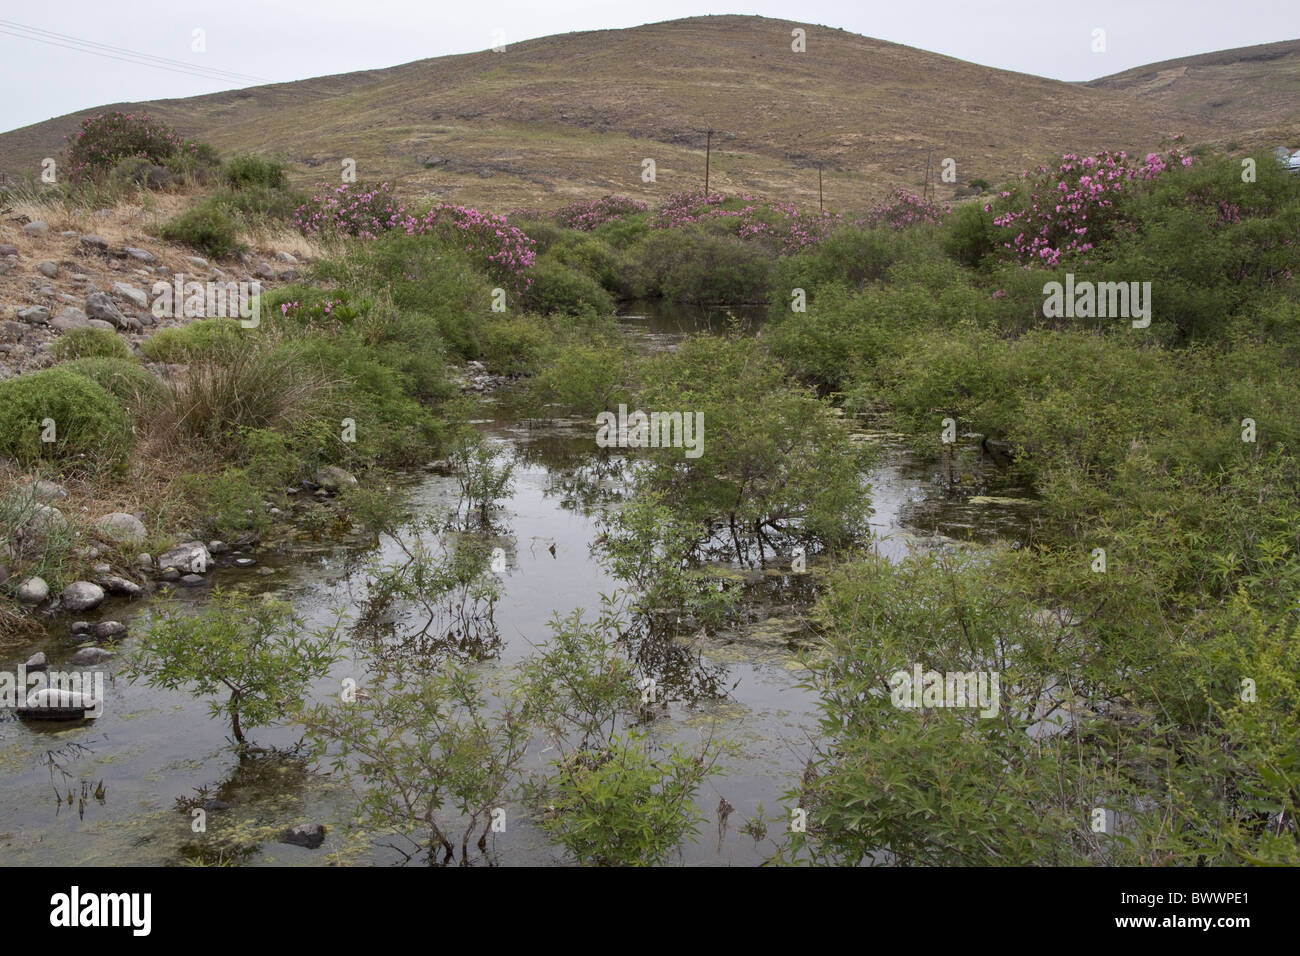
[705,129,713,195]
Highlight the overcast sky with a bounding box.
[2,0,1296,134]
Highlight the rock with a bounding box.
[61,581,106,613]
[157,541,211,574]
[14,479,65,502]
[25,651,48,671]
[70,646,114,665]
[253,261,276,280]
[17,687,100,720]
[158,568,180,582]
[179,574,206,587]
[36,261,59,278]
[274,251,298,264]
[2,320,27,341]
[51,307,90,332]
[94,512,147,547]
[89,621,127,640]
[87,319,117,332]
[111,282,149,311]
[184,255,209,269]
[208,540,230,555]
[315,465,358,493]
[278,823,326,849]
[16,576,48,604]
[135,553,153,569]
[80,234,109,251]
[99,576,142,598]
[0,243,18,256]
[122,246,155,263]
[202,799,233,812]
[19,504,68,544]
[85,292,127,327]
[17,305,50,324]
[278,269,300,281]
[233,557,256,568]
[981,437,1017,466]
[22,220,49,236]
[69,622,92,635]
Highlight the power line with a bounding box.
[0,18,272,85]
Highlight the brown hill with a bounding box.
[1087,38,1300,150]
[0,15,1289,212]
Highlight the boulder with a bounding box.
[0,243,17,256]
[94,512,147,547]
[157,541,211,574]
[19,504,68,544]
[17,479,66,502]
[98,576,142,598]
[122,246,155,263]
[50,307,89,332]
[278,823,326,849]
[69,646,114,665]
[36,261,58,278]
[61,581,105,613]
[16,576,49,604]
[80,234,109,252]
[89,621,127,640]
[25,651,48,671]
[179,574,206,587]
[85,292,126,327]
[111,282,149,311]
[17,306,50,324]
[22,220,49,237]
[17,687,100,720]
[315,465,358,493]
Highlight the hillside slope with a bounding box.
[1087,38,1300,149]
[0,15,1285,211]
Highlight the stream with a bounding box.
[0,300,1038,866]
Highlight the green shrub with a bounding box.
[208,186,305,225]
[521,255,614,316]
[62,357,165,409]
[942,202,998,269]
[159,203,243,259]
[140,318,245,362]
[51,326,132,362]
[627,228,775,302]
[224,154,287,190]
[0,368,131,465]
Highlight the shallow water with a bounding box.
[0,300,1037,866]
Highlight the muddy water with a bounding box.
[0,300,1037,866]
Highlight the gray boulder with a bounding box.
[51,307,89,332]
[37,260,59,278]
[94,512,147,547]
[315,465,358,493]
[17,305,50,324]
[61,581,105,613]
[111,282,149,311]
[157,541,211,574]
[70,646,114,665]
[85,292,126,327]
[22,220,49,237]
[17,576,49,604]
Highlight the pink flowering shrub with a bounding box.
[988,144,1195,266]
[650,191,841,254]
[64,111,209,182]
[858,189,949,229]
[296,184,536,292]
[554,195,648,230]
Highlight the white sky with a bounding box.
[1,0,1296,134]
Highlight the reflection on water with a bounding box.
[0,299,1038,867]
